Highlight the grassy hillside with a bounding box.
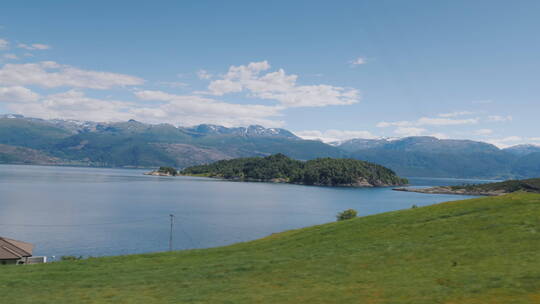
[1,193,539,303]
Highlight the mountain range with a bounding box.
[333,136,537,179]
[0,114,538,179]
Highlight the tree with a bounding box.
[336,209,358,221]
[158,166,178,176]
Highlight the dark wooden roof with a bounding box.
[0,237,33,260]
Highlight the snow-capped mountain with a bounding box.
[185,124,299,139]
[0,115,299,139]
[330,137,398,152]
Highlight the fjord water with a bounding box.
[0,165,484,258]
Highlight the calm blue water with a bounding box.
[0,165,489,258]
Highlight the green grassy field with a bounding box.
[1,193,539,303]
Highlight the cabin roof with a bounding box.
[0,237,33,260]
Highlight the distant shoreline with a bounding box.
[152,172,402,188]
[394,177,540,196]
[393,186,505,196]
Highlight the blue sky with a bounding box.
[0,0,538,147]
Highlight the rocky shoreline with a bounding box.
[180,174,402,188]
[143,171,175,177]
[392,186,506,196]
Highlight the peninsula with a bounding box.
[179,154,408,187]
[394,177,540,196]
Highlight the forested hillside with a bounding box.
[0,116,343,168]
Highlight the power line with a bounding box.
[176,218,198,249]
[0,216,165,227]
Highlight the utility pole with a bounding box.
[169,214,175,251]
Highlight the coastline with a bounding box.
[176,173,405,188]
[393,186,505,196]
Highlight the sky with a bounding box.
[0,0,539,148]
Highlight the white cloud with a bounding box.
[485,136,524,148]
[205,61,360,108]
[1,85,283,126]
[294,129,376,142]
[5,89,134,122]
[17,43,51,50]
[295,126,444,141]
[429,132,449,139]
[484,136,540,148]
[474,129,493,135]
[438,111,473,118]
[207,61,271,95]
[158,81,189,88]
[417,117,479,126]
[487,115,512,122]
[394,127,427,136]
[377,114,517,141]
[133,90,284,127]
[0,38,8,50]
[499,136,523,142]
[3,53,18,60]
[376,121,410,128]
[0,86,40,103]
[197,69,212,80]
[378,117,479,128]
[350,57,366,66]
[0,61,144,89]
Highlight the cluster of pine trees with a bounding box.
[181,154,407,186]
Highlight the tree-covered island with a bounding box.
[180,153,408,187]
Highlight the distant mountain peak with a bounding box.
[508,144,540,148]
[333,136,500,153]
[186,124,298,139]
[1,114,25,119]
[504,144,540,156]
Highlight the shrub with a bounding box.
[336,209,358,221]
[60,255,83,261]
